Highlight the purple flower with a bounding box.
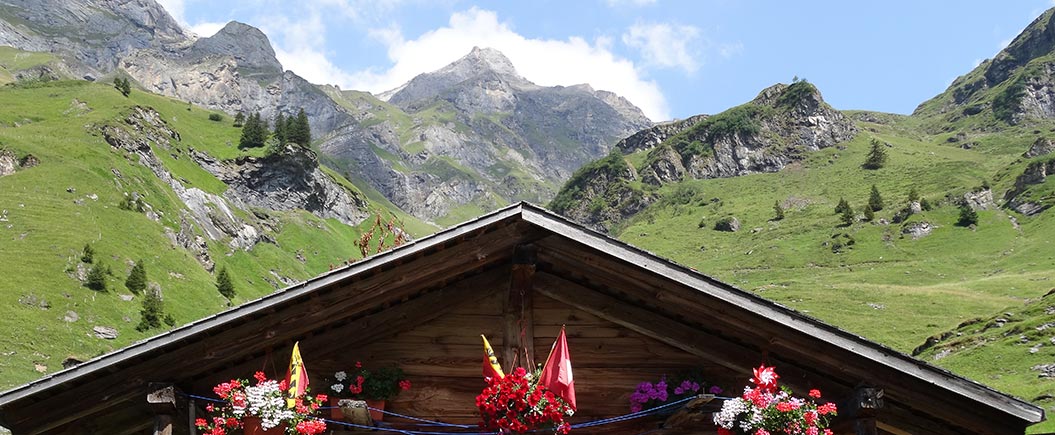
[708,385,723,395]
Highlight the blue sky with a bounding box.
[160,0,1055,121]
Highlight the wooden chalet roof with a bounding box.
[0,202,1045,435]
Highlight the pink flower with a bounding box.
[755,429,770,435]
[808,389,822,399]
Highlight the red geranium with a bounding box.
[476,367,574,434]
[714,365,837,435]
[195,372,327,435]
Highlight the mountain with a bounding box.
[552,81,857,230]
[318,47,651,224]
[547,10,1055,430]
[0,60,441,391]
[0,1,652,224]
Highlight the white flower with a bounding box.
[335,371,347,382]
[331,383,344,393]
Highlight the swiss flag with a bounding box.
[538,327,576,410]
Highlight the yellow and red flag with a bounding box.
[539,327,576,410]
[481,334,505,380]
[285,341,309,407]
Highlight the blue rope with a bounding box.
[369,406,475,428]
[571,395,696,428]
[320,417,495,435]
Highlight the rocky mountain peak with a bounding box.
[384,47,532,109]
[456,46,520,77]
[190,21,282,74]
[985,8,1055,87]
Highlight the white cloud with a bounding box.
[189,21,226,37]
[622,22,702,73]
[348,8,669,120]
[155,0,186,23]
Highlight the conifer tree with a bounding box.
[233,112,245,127]
[273,113,287,145]
[126,260,147,294]
[114,77,131,97]
[288,108,311,146]
[957,203,979,227]
[908,186,920,203]
[863,138,887,169]
[238,112,267,149]
[840,204,855,226]
[85,263,107,291]
[834,197,850,215]
[135,290,165,332]
[868,185,884,211]
[863,205,875,222]
[216,267,235,299]
[81,243,95,264]
[773,200,785,221]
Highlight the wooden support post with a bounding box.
[147,383,178,435]
[832,385,883,435]
[504,244,537,371]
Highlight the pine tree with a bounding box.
[908,186,920,203]
[239,113,267,149]
[85,263,107,291]
[288,108,311,146]
[273,113,287,145]
[840,205,855,226]
[233,112,245,127]
[216,267,235,299]
[772,200,785,221]
[135,290,165,332]
[863,205,875,222]
[957,203,979,227]
[863,138,887,169]
[868,185,884,211]
[834,197,850,215]
[81,243,95,264]
[125,260,147,294]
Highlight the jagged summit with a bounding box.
[384,46,533,110]
[190,21,282,74]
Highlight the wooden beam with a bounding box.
[504,244,537,370]
[147,383,177,435]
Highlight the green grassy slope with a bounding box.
[592,114,1055,431]
[0,74,424,389]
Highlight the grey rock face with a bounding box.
[0,148,16,176]
[1005,159,1055,215]
[193,146,369,227]
[902,221,934,239]
[1025,137,1055,158]
[0,0,188,77]
[616,115,709,155]
[189,21,281,75]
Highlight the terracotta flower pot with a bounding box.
[366,399,386,422]
[243,416,284,435]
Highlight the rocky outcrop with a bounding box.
[1025,137,1055,158]
[0,148,18,176]
[98,106,262,257]
[616,115,709,154]
[640,82,857,185]
[902,221,934,239]
[551,81,856,231]
[1005,159,1055,215]
[193,145,369,227]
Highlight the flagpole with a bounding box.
[540,324,564,374]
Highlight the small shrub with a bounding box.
[920,197,933,211]
[208,113,223,122]
[81,243,94,264]
[772,200,785,221]
[840,206,855,226]
[834,198,850,215]
[118,194,145,212]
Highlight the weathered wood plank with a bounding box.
[503,244,537,369]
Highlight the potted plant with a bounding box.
[628,371,723,413]
[326,362,411,421]
[196,371,328,435]
[476,366,574,434]
[713,364,837,435]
